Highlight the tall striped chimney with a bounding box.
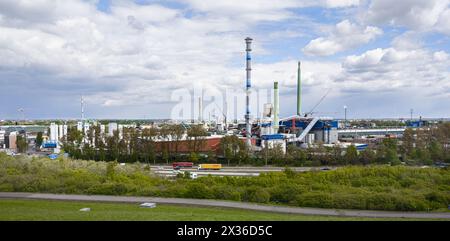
[245,37,253,148]
[273,81,279,133]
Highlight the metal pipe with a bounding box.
[245,37,253,148]
[297,61,302,116]
[273,81,279,133]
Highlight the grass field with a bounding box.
[0,199,441,221]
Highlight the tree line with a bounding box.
[62,122,450,166]
[63,124,212,164]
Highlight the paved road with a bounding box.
[151,166,336,177]
[154,170,260,177]
[1,192,449,219]
[151,166,332,173]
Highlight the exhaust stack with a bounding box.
[273,81,279,133]
[245,37,253,147]
[297,61,302,116]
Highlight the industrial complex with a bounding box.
[0,37,443,160]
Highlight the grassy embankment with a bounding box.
[0,199,440,221]
[0,153,449,212]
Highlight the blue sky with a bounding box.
[0,0,449,120]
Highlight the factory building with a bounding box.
[153,135,255,155]
[253,55,339,153]
[50,123,59,141]
[280,117,339,145]
[260,134,286,153]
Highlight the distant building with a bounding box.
[108,123,118,136]
[58,125,63,140]
[152,135,255,155]
[6,131,17,150]
[260,134,286,153]
[63,125,68,138]
[50,123,59,141]
[0,130,5,148]
[77,122,83,132]
[100,124,105,135]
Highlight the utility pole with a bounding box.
[410,108,413,121]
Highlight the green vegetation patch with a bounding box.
[0,153,449,212]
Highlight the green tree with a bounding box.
[220,135,242,166]
[159,125,172,162]
[401,128,415,159]
[260,144,285,166]
[344,145,358,165]
[386,148,401,165]
[187,125,207,153]
[189,152,199,163]
[377,138,400,165]
[16,135,28,153]
[286,146,308,166]
[141,127,157,164]
[429,140,443,162]
[35,132,43,149]
[171,124,185,157]
[359,148,376,165]
[416,148,432,165]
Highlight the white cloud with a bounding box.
[0,0,247,109]
[0,0,448,118]
[365,0,450,34]
[391,31,423,50]
[303,20,382,56]
[339,47,450,94]
[435,8,450,34]
[324,0,360,8]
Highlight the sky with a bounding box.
[0,0,449,120]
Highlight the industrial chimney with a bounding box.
[245,37,253,148]
[297,61,302,116]
[198,96,203,123]
[273,81,279,133]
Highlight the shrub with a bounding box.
[295,192,334,208]
[184,183,214,199]
[1,154,449,212]
[332,193,366,210]
[86,182,131,195]
[366,193,396,211]
[211,186,241,201]
[242,187,270,203]
[269,184,305,204]
[425,191,449,204]
[0,183,14,192]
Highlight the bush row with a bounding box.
[0,153,449,211]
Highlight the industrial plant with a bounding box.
[0,37,439,161]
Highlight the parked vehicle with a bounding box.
[198,164,222,170]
